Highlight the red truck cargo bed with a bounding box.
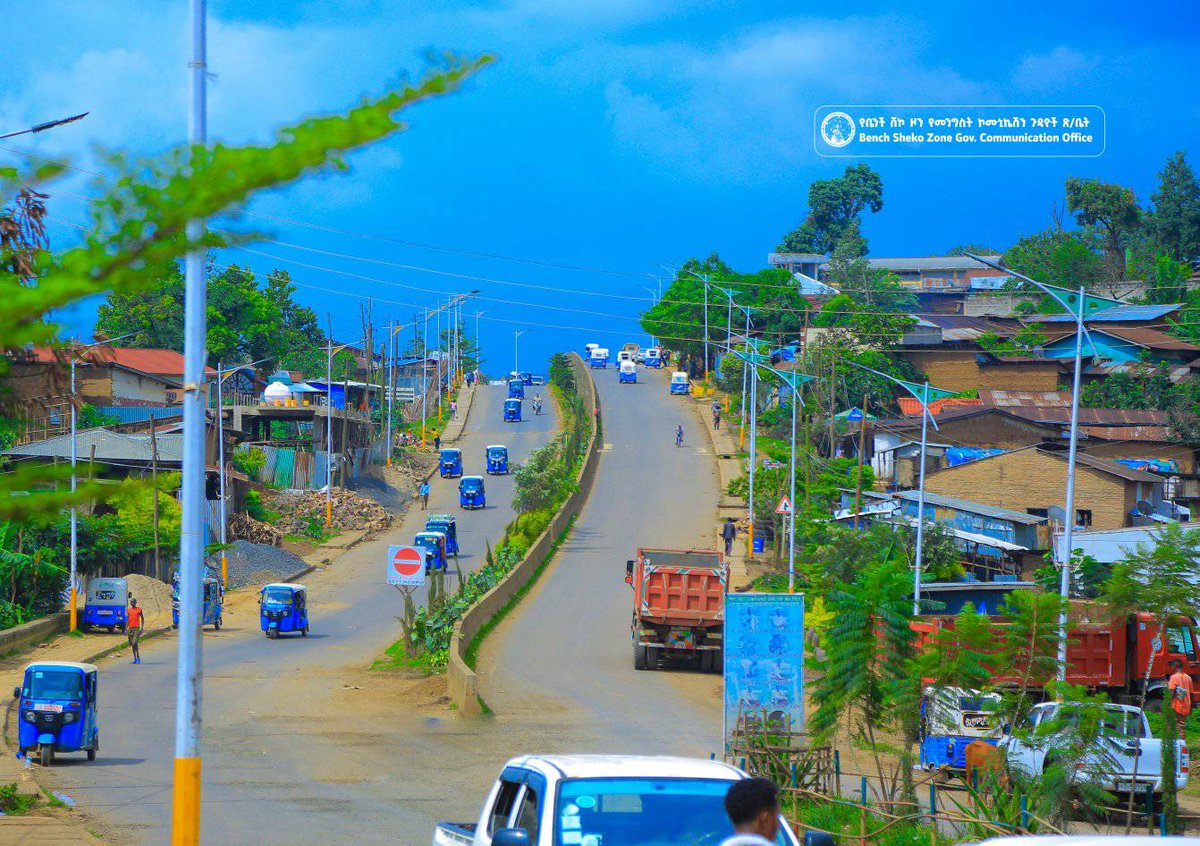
[634,548,725,625]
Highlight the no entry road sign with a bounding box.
[387,545,425,587]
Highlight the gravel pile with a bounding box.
[216,540,307,590]
[124,573,173,626]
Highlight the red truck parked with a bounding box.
[914,609,1200,705]
[625,547,726,673]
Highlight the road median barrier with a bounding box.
[447,352,601,715]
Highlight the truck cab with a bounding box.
[433,755,800,846]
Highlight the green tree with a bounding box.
[278,347,356,383]
[1148,150,1200,264]
[1065,177,1142,290]
[809,557,917,804]
[778,164,883,255]
[0,55,492,525]
[944,244,1000,257]
[1004,227,1104,293]
[96,264,324,369]
[1100,524,1200,832]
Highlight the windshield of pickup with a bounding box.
[555,778,794,846]
[1044,705,1147,738]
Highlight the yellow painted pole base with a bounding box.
[171,756,202,846]
[746,523,755,559]
[220,555,228,591]
[68,586,77,633]
[325,500,333,530]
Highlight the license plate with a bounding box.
[1116,781,1150,793]
[33,703,62,713]
[666,629,696,649]
[962,714,992,729]
[98,610,112,615]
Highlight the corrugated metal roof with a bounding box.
[892,489,1045,524]
[978,390,1071,407]
[834,256,1004,272]
[1085,361,1197,383]
[1096,325,1200,351]
[1007,406,1169,426]
[897,397,984,416]
[1072,451,1163,482]
[23,346,217,377]
[1038,303,1182,323]
[1078,425,1174,442]
[3,427,184,464]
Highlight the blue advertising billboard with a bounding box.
[723,593,805,754]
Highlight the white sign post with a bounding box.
[387,545,426,587]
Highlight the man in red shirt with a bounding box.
[126,598,144,665]
[1168,657,1194,738]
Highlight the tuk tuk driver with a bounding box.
[127,597,144,665]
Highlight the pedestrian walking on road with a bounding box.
[719,778,781,846]
[127,597,144,664]
[721,517,737,557]
[450,400,457,418]
[433,432,441,451]
[419,481,430,510]
[1169,657,1194,738]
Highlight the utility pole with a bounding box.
[853,393,868,528]
[385,321,394,466]
[421,307,429,448]
[325,337,334,529]
[150,415,160,580]
[514,329,526,375]
[172,0,207,840]
[68,354,79,633]
[216,363,228,588]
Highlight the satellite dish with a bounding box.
[1136,500,1154,517]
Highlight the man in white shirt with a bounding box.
[719,777,780,846]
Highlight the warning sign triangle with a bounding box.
[775,496,793,515]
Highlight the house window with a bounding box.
[1075,509,1092,528]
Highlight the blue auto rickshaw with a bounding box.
[459,475,486,510]
[259,583,309,639]
[919,688,1002,771]
[14,661,99,766]
[670,371,690,395]
[486,444,509,474]
[507,378,525,399]
[520,371,533,386]
[504,398,522,422]
[439,447,463,478]
[83,577,128,632]
[414,531,448,574]
[425,514,459,556]
[171,569,223,630]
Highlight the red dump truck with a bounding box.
[914,610,1200,705]
[625,547,726,673]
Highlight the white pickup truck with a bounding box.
[434,754,802,846]
[1001,702,1188,797]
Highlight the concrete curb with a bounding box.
[446,354,601,716]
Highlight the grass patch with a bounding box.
[463,516,576,669]
[784,796,937,846]
[0,783,38,815]
[65,629,84,638]
[369,638,444,674]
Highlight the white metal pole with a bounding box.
[747,363,758,555]
[913,383,930,616]
[216,362,227,588]
[386,322,395,466]
[69,356,78,632]
[1057,288,1086,680]
[172,0,207,839]
[738,308,749,449]
[437,304,443,420]
[703,277,709,380]
[421,308,428,448]
[788,378,797,593]
[325,340,334,528]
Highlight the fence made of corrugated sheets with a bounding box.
[255,446,327,489]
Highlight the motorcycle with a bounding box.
[532,398,543,415]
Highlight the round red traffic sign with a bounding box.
[390,546,424,578]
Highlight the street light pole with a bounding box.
[172,0,207,839]
[0,112,89,140]
[421,307,429,448]
[386,321,395,466]
[514,329,526,375]
[69,356,78,632]
[216,362,228,590]
[913,382,931,616]
[326,339,335,528]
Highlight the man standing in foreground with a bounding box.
[126,597,144,665]
[419,481,431,510]
[720,778,781,846]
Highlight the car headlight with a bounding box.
[24,711,36,723]
[62,712,76,723]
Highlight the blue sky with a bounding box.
[3,0,1198,373]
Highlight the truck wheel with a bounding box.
[87,747,96,762]
[214,617,222,631]
[39,745,52,767]
[106,625,115,633]
[1144,692,1163,713]
[634,643,648,670]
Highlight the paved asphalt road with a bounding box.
[42,384,556,845]
[477,365,724,755]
